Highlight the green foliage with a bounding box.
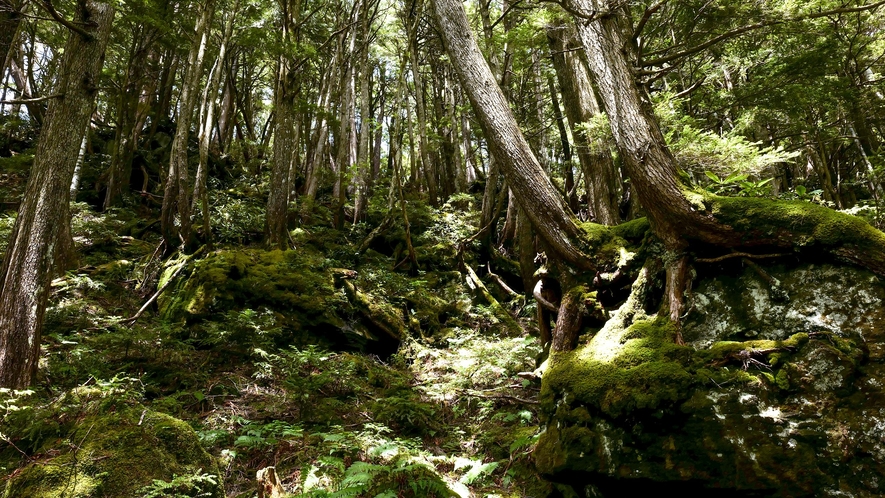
[207,180,266,244]
[232,419,303,450]
[138,470,220,498]
[654,93,797,184]
[703,170,773,197]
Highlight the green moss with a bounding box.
[610,217,651,241]
[542,317,693,418]
[3,388,222,498]
[710,195,885,256]
[160,248,346,322]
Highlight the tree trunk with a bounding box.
[0,0,23,74]
[161,0,214,252]
[430,0,594,271]
[194,7,237,245]
[352,0,375,224]
[267,0,299,249]
[333,44,356,229]
[547,21,620,225]
[0,0,114,388]
[408,22,438,206]
[104,29,155,209]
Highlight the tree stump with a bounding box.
[256,467,284,498]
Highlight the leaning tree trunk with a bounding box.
[0,0,114,388]
[0,0,23,74]
[570,2,885,315]
[161,0,214,252]
[430,0,594,271]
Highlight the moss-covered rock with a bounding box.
[158,248,408,352]
[537,262,885,496]
[2,386,222,498]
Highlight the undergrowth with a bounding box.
[1,199,551,497]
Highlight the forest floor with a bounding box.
[0,175,553,497]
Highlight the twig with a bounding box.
[0,432,33,462]
[696,252,787,263]
[487,263,520,299]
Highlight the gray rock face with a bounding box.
[536,263,885,497]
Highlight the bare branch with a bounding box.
[0,93,63,104]
[696,252,787,263]
[632,0,668,42]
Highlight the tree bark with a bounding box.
[194,6,237,245]
[104,28,157,209]
[352,0,376,224]
[407,17,438,206]
[0,0,114,388]
[267,0,299,249]
[552,284,585,352]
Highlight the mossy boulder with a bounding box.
[158,248,406,352]
[2,387,222,498]
[537,262,885,496]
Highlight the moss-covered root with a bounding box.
[708,195,885,276]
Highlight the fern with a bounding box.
[137,469,219,498]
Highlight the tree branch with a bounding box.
[0,93,64,104]
[34,0,93,40]
[641,0,885,68]
[632,0,668,43]
[695,252,787,263]
[490,0,524,30]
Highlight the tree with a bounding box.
[432,0,885,347]
[266,0,299,249]
[0,0,114,388]
[161,0,215,252]
[429,0,593,274]
[546,20,620,225]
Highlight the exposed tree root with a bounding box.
[664,254,689,345]
[552,285,586,352]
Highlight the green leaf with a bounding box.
[704,171,721,183]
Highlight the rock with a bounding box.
[536,263,885,497]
